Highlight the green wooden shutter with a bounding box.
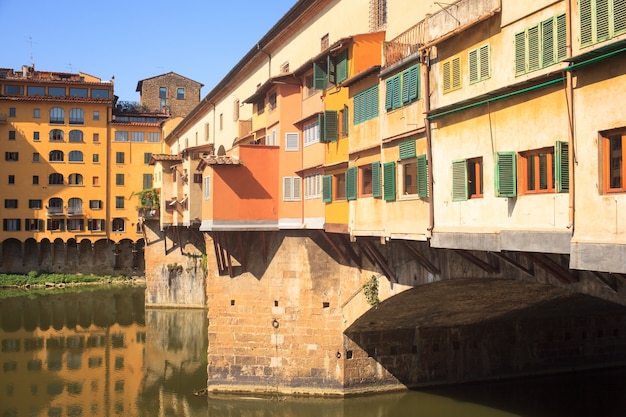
[528,25,541,71]
[580,0,593,46]
[372,161,381,198]
[318,113,328,142]
[495,152,517,197]
[443,60,452,91]
[542,19,555,67]
[597,0,611,41]
[409,66,419,101]
[324,110,338,142]
[392,75,401,109]
[515,31,527,75]
[100,220,105,231]
[79,219,84,231]
[615,0,626,34]
[555,141,569,193]
[342,105,349,137]
[417,154,428,198]
[556,13,567,60]
[385,78,394,110]
[336,49,348,83]
[144,152,152,164]
[401,66,419,103]
[452,159,468,201]
[88,220,93,231]
[399,140,416,160]
[313,61,327,90]
[346,167,357,200]
[143,174,152,190]
[383,162,396,201]
[322,175,333,202]
[469,48,479,83]
[38,219,44,231]
[46,219,51,230]
[369,85,379,119]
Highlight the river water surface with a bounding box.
[1,287,625,417]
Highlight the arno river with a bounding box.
[1,286,625,417]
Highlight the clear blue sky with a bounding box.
[0,0,298,102]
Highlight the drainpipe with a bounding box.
[565,0,575,231]
[257,43,272,78]
[422,47,435,237]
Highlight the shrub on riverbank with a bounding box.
[0,271,136,287]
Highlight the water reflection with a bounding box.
[1,288,626,417]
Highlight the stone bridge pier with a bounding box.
[199,230,626,396]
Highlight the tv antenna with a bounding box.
[26,36,36,65]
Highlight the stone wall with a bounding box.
[139,73,201,117]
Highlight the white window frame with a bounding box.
[304,119,320,146]
[304,173,322,199]
[203,176,210,200]
[285,132,300,151]
[283,176,301,201]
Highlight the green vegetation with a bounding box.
[363,275,380,307]
[0,271,133,287]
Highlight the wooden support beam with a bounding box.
[260,231,267,263]
[523,252,575,284]
[365,240,396,282]
[401,241,440,275]
[237,232,246,273]
[218,232,228,275]
[319,231,352,266]
[176,226,183,255]
[212,233,224,274]
[591,270,618,292]
[491,251,535,277]
[338,234,362,270]
[454,250,500,274]
[356,241,377,266]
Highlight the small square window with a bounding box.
[33,108,40,118]
[177,88,185,99]
[93,111,100,121]
[8,175,15,184]
[9,130,16,140]
[93,154,99,163]
[33,152,40,162]
[32,175,39,185]
[33,132,40,141]
[9,107,16,117]
[93,133,100,142]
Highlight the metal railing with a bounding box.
[384,21,426,69]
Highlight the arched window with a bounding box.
[68,173,83,185]
[48,198,63,215]
[68,150,83,162]
[49,150,64,162]
[69,108,84,124]
[68,198,83,215]
[69,130,84,142]
[112,218,125,232]
[49,129,64,141]
[50,107,65,124]
[48,173,64,185]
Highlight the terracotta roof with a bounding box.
[197,155,242,170]
[0,95,112,104]
[149,154,182,165]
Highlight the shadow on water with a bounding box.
[1,287,626,417]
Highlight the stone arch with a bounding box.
[2,238,22,272]
[39,239,52,272]
[51,238,66,270]
[23,238,39,271]
[66,238,78,269]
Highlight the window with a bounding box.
[69,108,84,124]
[177,88,185,99]
[452,157,484,201]
[494,152,517,197]
[143,153,152,164]
[341,105,349,137]
[26,219,43,231]
[32,175,39,185]
[88,219,105,231]
[93,154,99,163]
[5,152,18,161]
[370,0,387,30]
[8,175,14,185]
[255,98,265,115]
[603,131,626,193]
[47,219,64,231]
[91,89,109,98]
[89,200,102,209]
[8,130,16,140]
[33,108,40,118]
[515,14,566,75]
[67,219,84,231]
[33,152,40,162]
[580,0,626,47]
[305,173,321,199]
[48,87,65,96]
[5,199,18,208]
[204,176,210,200]
[69,88,87,97]
[143,174,152,189]
[219,113,223,130]
[115,152,125,164]
[159,87,167,108]
[233,99,239,121]
[93,111,100,121]
[383,161,396,201]
[519,147,555,193]
[283,177,301,201]
[68,150,83,162]
[354,85,379,124]
[397,142,428,198]
[346,167,357,200]
[49,129,64,141]
[68,198,83,215]
[116,173,124,186]
[5,85,22,95]
[112,218,125,232]
[360,165,373,196]
[93,133,100,142]
[269,92,277,111]
[443,56,462,93]
[469,44,490,84]
[68,173,83,185]
[3,219,20,231]
[385,65,419,111]
[322,175,333,202]
[319,111,338,143]
[304,119,320,146]
[49,173,64,185]
[131,132,144,142]
[115,196,124,209]
[27,86,45,96]
[33,132,40,141]
[29,199,42,209]
[9,107,16,117]
[267,129,277,146]
[148,132,160,142]
[334,173,346,200]
[193,173,202,183]
[50,108,64,124]
[69,130,84,142]
[285,133,300,151]
[321,33,329,51]
[115,131,128,142]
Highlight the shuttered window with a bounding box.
[495,152,517,197]
[443,57,461,93]
[354,85,379,124]
[346,167,357,200]
[555,141,569,193]
[399,140,416,160]
[372,161,381,198]
[336,49,349,83]
[283,177,301,201]
[322,175,333,202]
[341,105,349,137]
[515,14,567,75]
[580,0,626,47]
[383,161,396,201]
[313,61,327,90]
[386,65,420,110]
[417,154,428,198]
[452,160,468,201]
[469,44,490,84]
[320,110,338,143]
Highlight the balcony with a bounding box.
[0,114,6,123]
[138,208,160,219]
[67,207,83,216]
[384,21,425,69]
[47,207,64,216]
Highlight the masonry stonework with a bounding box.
[137,72,202,117]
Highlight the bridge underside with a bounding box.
[344,278,626,389]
